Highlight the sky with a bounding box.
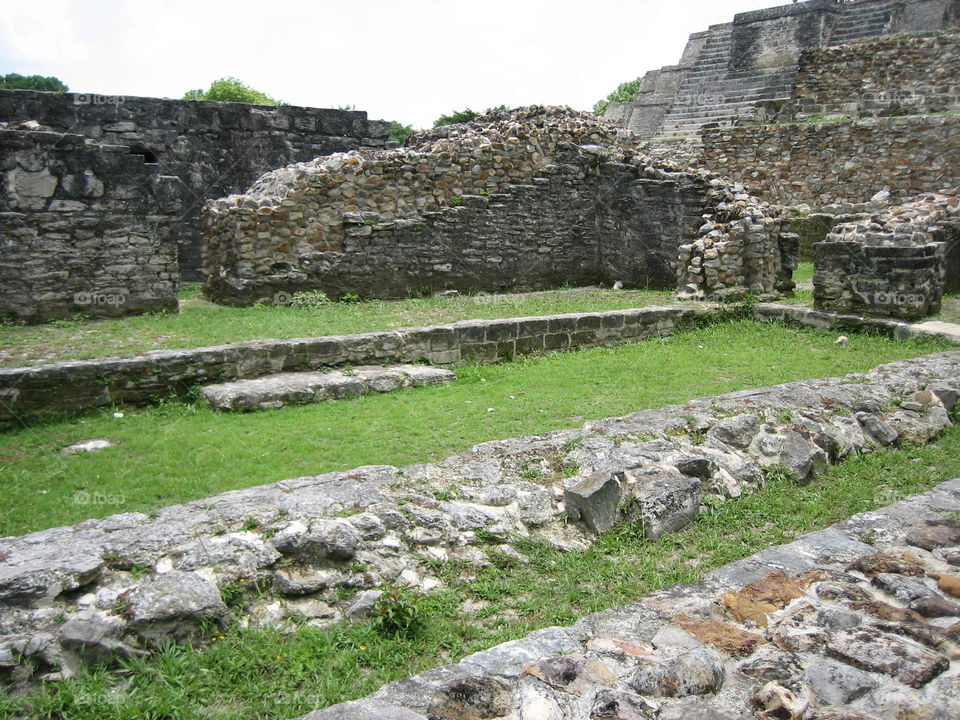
[1,0,787,129]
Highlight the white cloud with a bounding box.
[1,0,783,128]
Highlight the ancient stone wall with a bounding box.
[0,90,390,279]
[793,31,960,119]
[203,108,759,305]
[1,351,957,689]
[0,304,709,430]
[701,113,960,206]
[0,129,186,322]
[813,192,959,319]
[606,0,959,140]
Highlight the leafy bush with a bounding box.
[289,290,330,308]
[0,73,68,92]
[434,108,479,127]
[593,78,642,115]
[372,585,425,637]
[183,77,280,105]
[389,121,413,145]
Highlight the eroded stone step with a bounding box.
[200,364,456,411]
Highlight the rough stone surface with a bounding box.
[297,479,960,719]
[200,364,456,411]
[2,351,959,685]
[0,89,389,279]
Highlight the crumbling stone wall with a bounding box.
[0,129,187,322]
[0,90,390,278]
[204,108,749,304]
[701,113,960,206]
[793,31,960,119]
[813,192,958,319]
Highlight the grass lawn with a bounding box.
[4,424,959,720]
[0,286,675,368]
[0,320,950,537]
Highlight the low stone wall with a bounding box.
[1,351,957,688]
[794,31,960,119]
[0,89,390,278]
[300,480,960,720]
[701,113,960,206]
[812,193,959,319]
[0,130,186,322]
[0,305,707,430]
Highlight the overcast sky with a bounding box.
[1,0,785,128]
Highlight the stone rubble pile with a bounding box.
[301,482,960,720]
[1,352,958,686]
[676,182,785,301]
[824,191,960,247]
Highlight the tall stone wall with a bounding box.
[606,0,959,140]
[0,130,186,322]
[793,31,960,118]
[0,90,390,279]
[701,113,960,206]
[202,108,782,305]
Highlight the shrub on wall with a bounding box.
[593,77,641,115]
[0,73,68,92]
[183,77,280,105]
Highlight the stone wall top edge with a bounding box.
[0,88,381,124]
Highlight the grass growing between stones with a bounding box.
[3,424,959,720]
[0,286,675,368]
[0,321,951,536]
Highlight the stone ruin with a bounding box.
[202,106,791,305]
[814,191,960,318]
[0,91,389,321]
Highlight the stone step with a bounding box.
[200,364,456,411]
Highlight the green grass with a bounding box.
[0,287,674,368]
[0,321,950,536]
[793,261,813,284]
[4,424,959,720]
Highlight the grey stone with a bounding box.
[629,647,725,697]
[59,610,134,661]
[871,573,940,603]
[906,518,960,550]
[590,688,658,719]
[738,646,803,682]
[125,571,226,635]
[826,626,950,688]
[564,474,622,534]
[708,414,760,449]
[271,519,360,562]
[346,590,384,619]
[855,412,900,446]
[799,659,880,706]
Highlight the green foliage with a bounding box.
[388,121,413,145]
[289,290,330,308]
[0,73,68,92]
[372,585,425,637]
[593,77,641,115]
[433,108,478,127]
[182,77,279,105]
[433,105,509,127]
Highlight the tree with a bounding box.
[389,121,413,145]
[593,78,641,115]
[0,73,68,92]
[182,77,279,105]
[433,105,508,128]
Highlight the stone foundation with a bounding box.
[1,351,958,688]
[0,129,186,322]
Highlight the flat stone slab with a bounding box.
[200,364,455,411]
[911,321,960,344]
